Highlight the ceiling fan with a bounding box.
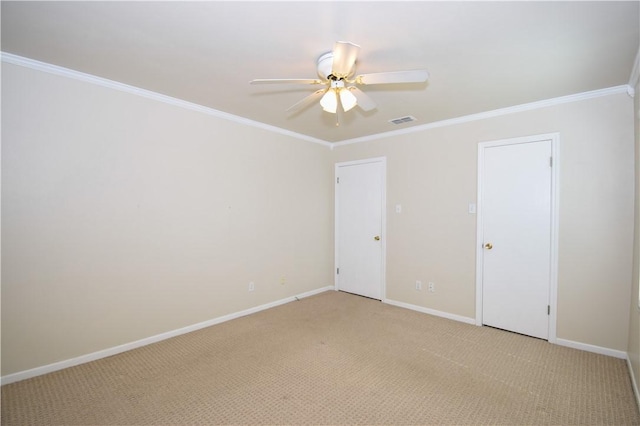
[250,41,429,119]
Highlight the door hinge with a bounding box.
[547,305,550,315]
[337,177,340,184]
[337,268,339,275]
[550,157,553,167]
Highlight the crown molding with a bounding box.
[332,85,633,147]
[1,52,331,148]
[3,52,632,149]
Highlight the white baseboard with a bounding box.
[555,338,627,359]
[627,354,640,409]
[383,300,632,361]
[383,298,476,325]
[1,286,333,386]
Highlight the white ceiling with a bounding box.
[2,1,639,143]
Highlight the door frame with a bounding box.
[335,157,387,300]
[475,133,560,343]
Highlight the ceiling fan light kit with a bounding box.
[320,87,338,113]
[250,41,429,121]
[338,87,357,112]
[319,79,357,113]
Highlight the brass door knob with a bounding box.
[484,243,493,250]
[374,236,380,241]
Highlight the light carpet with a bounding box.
[2,290,639,425]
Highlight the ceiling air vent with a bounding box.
[389,116,417,125]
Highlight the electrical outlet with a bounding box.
[248,281,255,292]
[428,282,435,292]
[415,280,422,291]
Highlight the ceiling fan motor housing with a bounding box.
[317,51,354,81]
[316,52,334,79]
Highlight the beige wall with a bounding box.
[1,64,334,375]
[2,60,636,379]
[630,74,640,399]
[332,92,635,352]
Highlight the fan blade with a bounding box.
[348,87,377,111]
[250,78,323,85]
[331,41,360,78]
[286,88,328,112]
[355,70,429,85]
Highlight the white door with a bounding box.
[479,138,554,339]
[336,159,385,300]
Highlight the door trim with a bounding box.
[475,133,559,343]
[335,157,387,300]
